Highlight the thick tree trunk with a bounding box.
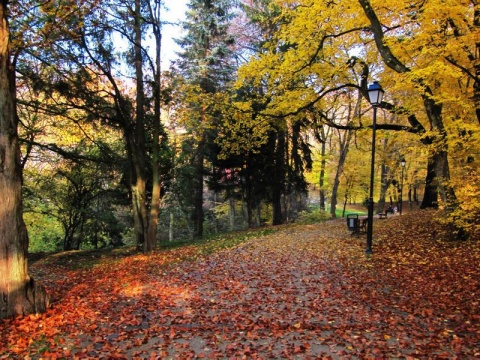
[125,130,148,248]
[132,0,151,250]
[0,2,49,319]
[421,164,438,209]
[131,178,148,247]
[145,0,164,252]
[423,148,456,208]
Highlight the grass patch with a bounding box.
[159,227,278,257]
[296,208,331,225]
[195,228,276,255]
[337,208,367,217]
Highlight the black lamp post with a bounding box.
[400,157,406,215]
[366,81,384,254]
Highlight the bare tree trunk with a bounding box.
[0,2,49,319]
[330,128,353,218]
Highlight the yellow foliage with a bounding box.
[235,0,480,227]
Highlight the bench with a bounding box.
[378,212,388,219]
[359,218,368,232]
[347,215,368,236]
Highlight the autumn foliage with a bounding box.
[1,210,479,358]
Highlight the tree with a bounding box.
[236,0,480,232]
[0,0,49,319]
[14,0,172,251]
[174,0,238,237]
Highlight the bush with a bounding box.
[295,208,331,225]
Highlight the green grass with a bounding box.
[298,205,367,224]
[338,208,367,217]
[160,227,277,254]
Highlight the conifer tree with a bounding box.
[174,0,238,237]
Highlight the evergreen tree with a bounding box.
[174,0,238,238]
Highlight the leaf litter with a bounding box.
[1,209,479,358]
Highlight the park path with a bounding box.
[2,211,479,359]
[121,219,373,359]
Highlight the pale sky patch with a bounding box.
[162,0,188,65]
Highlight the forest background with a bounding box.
[0,0,479,318]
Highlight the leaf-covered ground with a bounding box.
[1,210,479,359]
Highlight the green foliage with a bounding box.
[8,0,479,252]
[24,213,63,253]
[295,207,331,225]
[176,0,238,89]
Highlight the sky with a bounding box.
[162,0,188,65]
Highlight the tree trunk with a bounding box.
[0,2,49,319]
[244,169,254,228]
[474,5,480,124]
[330,174,339,218]
[169,210,174,242]
[133,0,150,250]
[330,128,352,218]
[125,130,148,248]
[314,124,329,211]
[145,0,164,252]
[319,138,327,211]
[342,191,348,217]
[420,151,440,209]
[193,132,205,238]
[229,197,235,231]
[272,129,285,225]
[378,163,389,213]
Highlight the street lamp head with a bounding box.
[368,81,385,106]
[401,158,406,167]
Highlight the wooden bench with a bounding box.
[359,218,368,232]
[378,212,388,219]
